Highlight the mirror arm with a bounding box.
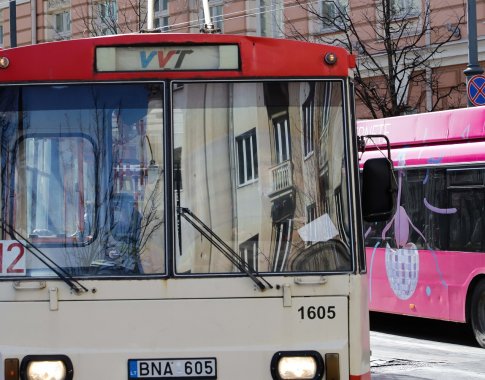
[358,134,391,161]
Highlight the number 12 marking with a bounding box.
[0,241,26,275]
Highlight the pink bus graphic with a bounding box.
[358,106,485,348]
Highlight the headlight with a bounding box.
[271,351,324,380]
[20,355,73,380]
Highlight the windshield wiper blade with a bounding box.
[178,207,272,291]
[1,221,89,294]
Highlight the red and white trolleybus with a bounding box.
[0,33,390,380]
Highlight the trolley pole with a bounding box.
[200,0,218,33]
[147,0,154,30]
[464,0,484,106]
[9,0,17,47]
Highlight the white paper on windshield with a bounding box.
[297,214,339,242]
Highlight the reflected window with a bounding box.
[273,115,291,164]
[15,135,95,244]
[236,129,258,186]
[303,85,315,157]
[273,219,292,271]
[239,235,259,272]
[306,203,317,246]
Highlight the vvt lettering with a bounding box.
[139,49,194,69]
[139,51,157,68]
[157,50,177,67]
[173,50,193,68]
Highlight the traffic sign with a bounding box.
[467,74,485,106]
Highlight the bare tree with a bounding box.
[73,0,147,36]
[290,0,466,118]
[72,0,194,37]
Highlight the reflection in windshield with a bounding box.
[0,81,352,280]
[0,84,165,278]
[173,81,352,274]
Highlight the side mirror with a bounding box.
[361,157,395,222]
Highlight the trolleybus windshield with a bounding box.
[0,79,352,279]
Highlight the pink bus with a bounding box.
[358,106,485,348]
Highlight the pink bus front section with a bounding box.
[359,107,485,323]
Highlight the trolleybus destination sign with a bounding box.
[96,45,239,72]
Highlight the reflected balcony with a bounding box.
[268,160,293,198]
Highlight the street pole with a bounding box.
[464,0,484,106]
[9,0,17,47]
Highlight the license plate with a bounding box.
[128,358,217,379]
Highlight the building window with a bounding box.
[54,11,71,37]
[97,0,118,35]
[236,128,258,186]
[273,115,291,164]
[320,0,347,31]
[390,0,420,19]
[259,0,283,37]
[210,1,224,31]
[154,0,169,31]
[303,85,315,157]
[239,235,259,272]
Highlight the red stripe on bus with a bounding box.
[350,372,371,380]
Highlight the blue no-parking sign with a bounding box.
[467,74,485,106]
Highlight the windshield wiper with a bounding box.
[1,221,89,294]
[177,207,272,291]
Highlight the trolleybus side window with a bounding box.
[364,166,485,253]
[448,168,485,252]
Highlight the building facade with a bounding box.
[1,0,485,117]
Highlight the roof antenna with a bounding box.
[201,0,220,33]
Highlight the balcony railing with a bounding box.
[269,160,293,196]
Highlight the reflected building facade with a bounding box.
[173,81,351,275]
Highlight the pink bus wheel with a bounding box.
[471,280,485,348]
